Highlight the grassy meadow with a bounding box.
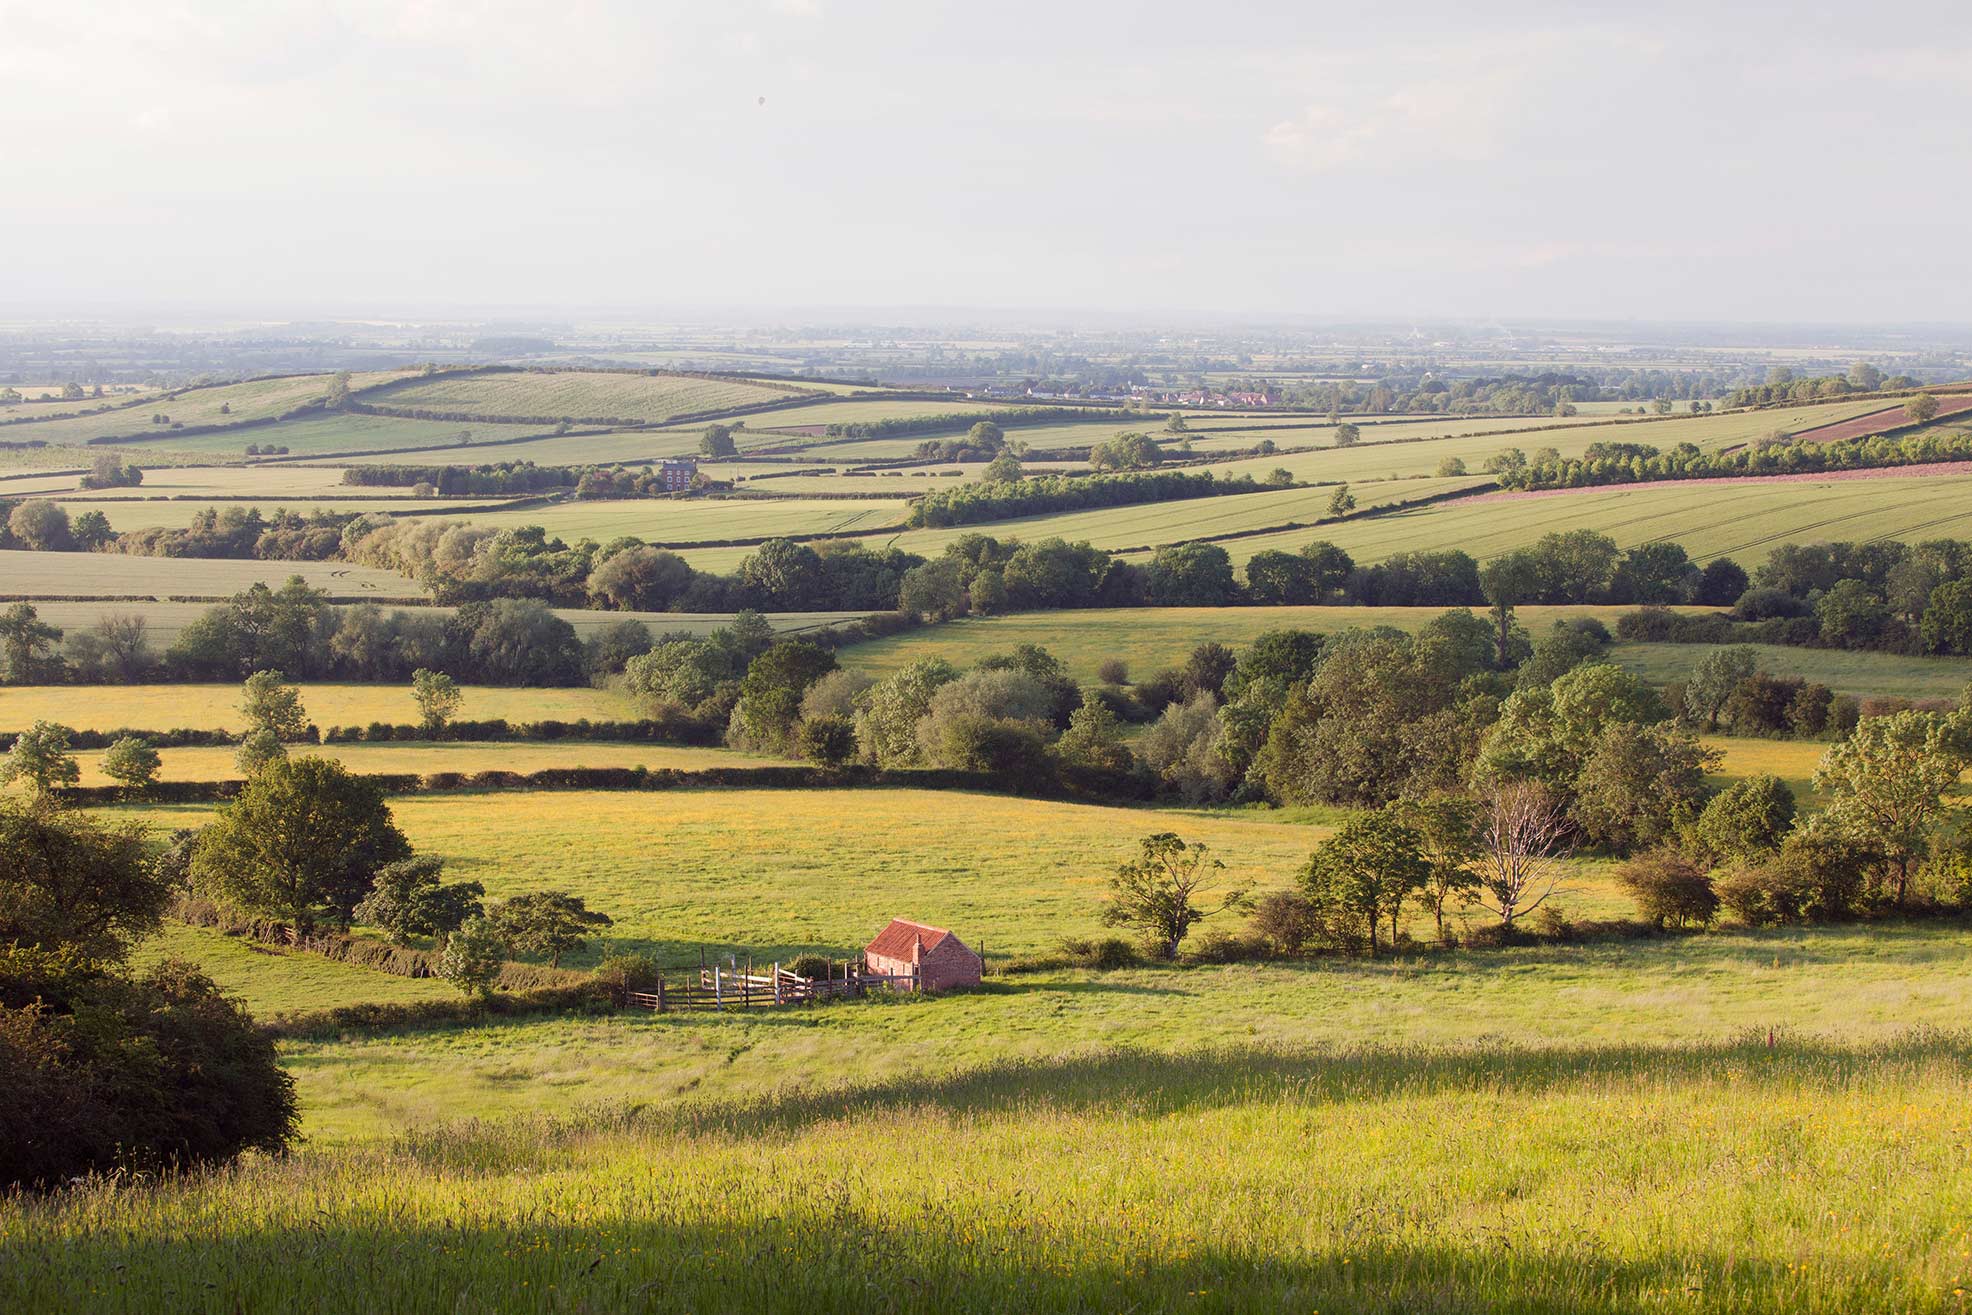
[10,943,1972,1311]
[0,549,419,600]
[1619,642,1972,702]
[130,923,456,1015]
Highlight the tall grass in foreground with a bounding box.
[6,1033,1971,1313]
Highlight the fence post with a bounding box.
[656,978,666,1014]
[714,966,723,1009]
[774,962,782,1005]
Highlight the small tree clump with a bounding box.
[0,722,80,797]
[1614,848,1720,929]
[411,668,463,735]
[438,916,506,996]
[1099,833,1251,960]
[100,737,161,791]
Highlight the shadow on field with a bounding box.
[363,1028,1971,1155]
[3,1203,1865,1315]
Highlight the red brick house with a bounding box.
[862,919,982,992]
[659,458,697,491]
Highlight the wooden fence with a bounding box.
[625,960,918,1013]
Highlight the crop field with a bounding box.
[838,474,1480,561]
[736,398,1033,432]
[0,548,421,600]
[47,498,465,531]
[461,495,914,544]
[362,370,809,424]
[131,923,456,1016]
[37,463,416,500]
[67,740,791,786]
[1185,471,1972,568]
[842,604,1698,683]
[0,372,417,448]
[1791,392,1972,444]
[0,682,633,732]
[338,425,708,467]
[1619,642,1972,702]
[113,412,557,459]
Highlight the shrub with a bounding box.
[789,953,832,980]
[1614,848,1719,928]
[0,948,297,1188]
[593,953,662,1001]
[1714,859,1813,927]
[1182,929,1265,964]
[1056,936,1141,970]
[438,916,506,996]
[1096,657,1130,685]
[1248,890,1320,956]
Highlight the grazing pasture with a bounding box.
[0,549,419,599]
[11,1017,1970,1312]
[131,923,455,1015]
[1618,642,1972,702]
[363,370,808,424]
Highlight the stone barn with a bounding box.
[862,918,982,992]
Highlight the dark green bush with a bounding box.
[0,947,297,1188]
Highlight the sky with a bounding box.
[4,0,1970,323]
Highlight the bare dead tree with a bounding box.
[1474,781,1574,928]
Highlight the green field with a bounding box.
[68,739,789,785]
[364,370,808,424]
[111,412,557,459]
[338,426,708,466]
[38,463,420,500]
[11,929,1972,1311]
[1186,472,1972,568]
[0,548,420,600]
[0,682,632,732]
[842,605,1696,683]
[130,922,456,1015]
[0,371,416,447]
[460,495,915,544]
[1619,642,1972,702]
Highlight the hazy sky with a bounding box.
[6,1,1969,321]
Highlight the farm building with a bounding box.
[863,918,982,992]
[659,458,698,491]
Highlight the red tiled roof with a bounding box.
[865,918,951,962]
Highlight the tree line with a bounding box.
[1494,421,1970,491]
